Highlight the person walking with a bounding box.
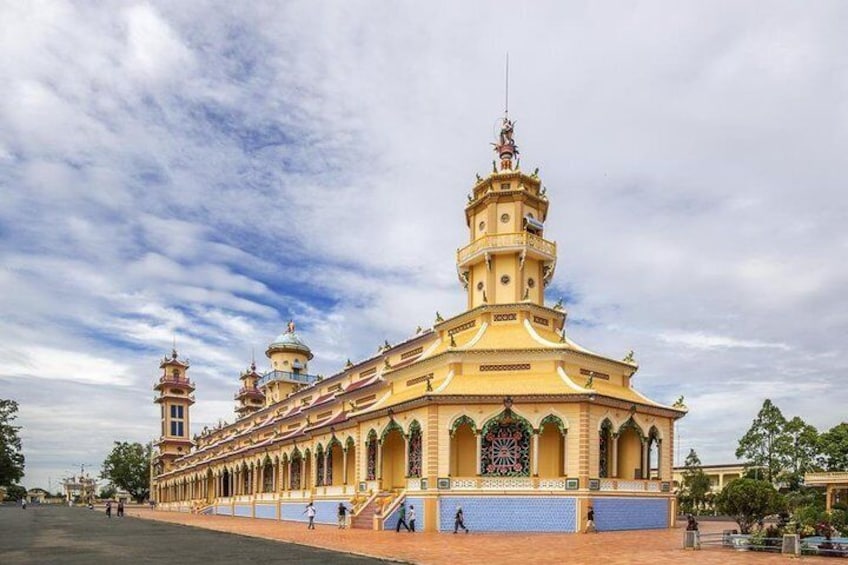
[117,500,125,517]
[395,502,411,532]
[453,505,469,533]
[303,502,316,529]
[585,506,597,533]
[337,502,348,529]
[106,501,112,518]
[408,505,416,533]
[20,498,26,510]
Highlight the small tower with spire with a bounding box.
[457,116,557,309]
[153,348,195,473]
[234,360,265,419]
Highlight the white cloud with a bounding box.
[1,0,847,489]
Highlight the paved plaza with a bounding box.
[1,504,838,564]
[0,505,392,564]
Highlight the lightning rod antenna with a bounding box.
[505,52,510,119]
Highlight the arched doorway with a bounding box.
[328,438,343,486]
[381,422,406,490]
[262,457,274,492]
[366,430,378,480]
[315,444,325,487]
[222,468,231,497]
[450,416,477,477]
[344,437,355,485]
[647,426,661,479]
[206,470,214,502]
[538,415,565,478]
[303,449,312,490]
[617,419,644,479]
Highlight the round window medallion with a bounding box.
[476,282,484,291]
[478,221,485,232]
[500,213,510,224]
[500,275,511,285]
[528,278,536,288]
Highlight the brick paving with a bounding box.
[131,508,834,564]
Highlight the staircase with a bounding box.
[350,495,381,529]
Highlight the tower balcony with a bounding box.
[234,386,265,401]
[456,231,557,268]
[257,370,320,388]
[154,375,195,393]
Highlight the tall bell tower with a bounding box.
[153,348,195,473]
[457,118,557,309]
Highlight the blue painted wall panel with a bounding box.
[281,500,346,525]
[233,504,251,517]
[592,498,668,531]
[437,497,577,532]
[214,504,231,516]
[254,503,276,520]
[382,497,426,532]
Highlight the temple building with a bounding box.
[151,116,687,532]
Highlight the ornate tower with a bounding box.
[153,349,195,472]
[260,320,318,403]
[235,360,265,419]
[457,118,557,309]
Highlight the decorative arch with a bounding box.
[599,419,613,478]
[315,444,325,487]
[381,419,404,442]
[617,417,646,439]
[290,448,303,490]
[345,436,356,450]
[407,420,422,478]
[449,415,477,437]
[480,409,532,477]
[539,414,567,434]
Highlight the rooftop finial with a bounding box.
[505,52,509,120]
[287,319,295,334]
[494,54,518,171]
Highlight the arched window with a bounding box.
[648,426,661,480]
[315,444,325,487]
[481,410,531,477]
[366,430,378,480]
[262,457,274,492]
[407,421,422,478]
[290,450,302,490]
[599,419,613,478]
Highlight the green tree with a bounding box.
[716,478,785,534]
[99,484,117,499]
[818,422,848,471]
[735,399,790,483]
[681,449,712,513]
[3,484,27,501]
[782,416,820,489]
[101,442,150,503]
[0,399,26,486]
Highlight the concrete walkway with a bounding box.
[131,508,833,564]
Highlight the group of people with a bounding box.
[301,501,437,533]
[105,500,125,518]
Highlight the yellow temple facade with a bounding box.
[151,118,687,532]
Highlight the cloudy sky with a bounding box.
[1,1,846,491]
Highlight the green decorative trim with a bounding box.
[540,414,566,434]
[380,419,403,442]
[618,417,645,439]
[449,415,477,437]
[345,436,355,449]
[481,408,532,432]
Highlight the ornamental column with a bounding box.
[611,435,619,478]
[475,431,483,475]
[532,430,540,476]
[377,440,383,481]
[642,440,650,480]
[342,447,349,485]
[403,435,410,479]
[562,432,568,476]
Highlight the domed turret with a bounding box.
[260,320,319,402]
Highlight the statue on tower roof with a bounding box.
[493,117,519,170]
[287,319,296,334]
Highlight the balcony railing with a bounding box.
[805,472,848,485]
[156,376,195,389]
[456,232,556,266]
[234,387,264,400]
[257,370,320,388]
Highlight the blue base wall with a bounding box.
[592,497,668,530]
[233,504,251,517]
[438,497,577,532]
[382,496,426,532]
[255,503,276,520]
[281,500,347,525]
[214,504,231,516]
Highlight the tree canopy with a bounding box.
[716,478,785,534]
[0,399,26,486]
[680,448,712,513]
[101,442,150,503]
[818,422,848,472]
[783,416,820,489]
[735,399,791,483]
